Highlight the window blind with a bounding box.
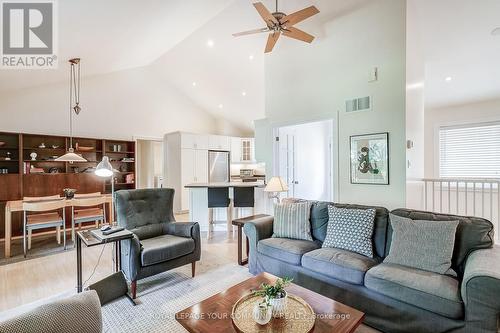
[439,122,500,179]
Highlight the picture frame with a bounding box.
[350,132,389,185]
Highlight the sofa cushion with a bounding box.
[323,206,376,258]
[302,248,380,285]
[365,263,464,319]
[141,234,195,266]
[384,214,459,274]
[257,238,320,265]
[390,209,494,277]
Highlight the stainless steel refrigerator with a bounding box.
[208,150,230,183]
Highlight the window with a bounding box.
[439,122,500,178]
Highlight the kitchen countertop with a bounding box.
[185,182,265,188]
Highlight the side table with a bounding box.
[232,214,271,266]
[76,229,133,293]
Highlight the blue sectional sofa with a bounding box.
[244,202,499,333]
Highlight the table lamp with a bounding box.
[264,177,289,203]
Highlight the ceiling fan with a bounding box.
[233,0,320,53]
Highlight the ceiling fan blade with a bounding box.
[279,6,320,27]
[253,2,279,27]
[282,26,315,43]
[232,27,270,37]
[265,31,281,53]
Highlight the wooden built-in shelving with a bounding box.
[0,131,136,239]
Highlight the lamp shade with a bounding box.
[264,176,289,192]
[95,156,113,177]
[55,148,87,162]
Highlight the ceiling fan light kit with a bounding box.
[233,0,320,53]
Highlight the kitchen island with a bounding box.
[184,182,270,233]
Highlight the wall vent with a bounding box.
[346,96,371,112]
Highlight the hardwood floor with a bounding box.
[0,216,379,333]
[0,214,242,312]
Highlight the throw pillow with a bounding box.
[322,206,376,257]
[273,202,313,241]
[384,214,459,274]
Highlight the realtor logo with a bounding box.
[1,0,57,69]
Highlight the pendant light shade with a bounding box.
[95,156,114,177]
[56,58,87,163]
[55,148,87,162]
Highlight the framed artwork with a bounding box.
[350,132,389,185]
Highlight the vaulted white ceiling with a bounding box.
[414,0,500,108]
[0,0,233,91]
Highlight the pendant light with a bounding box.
[56,58,87,162]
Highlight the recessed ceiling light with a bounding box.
[218,104,224,109]
[241,91,247,96]
[192,82,197,87]
[207,39,214,47]
[445,77,452,82]
[492,27,500,36]
[249,54,254,61]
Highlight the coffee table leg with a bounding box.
[76,236,82,293]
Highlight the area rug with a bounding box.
[102,263,252,332]
[101,263,378,333]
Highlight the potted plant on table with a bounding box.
[253,277,293,318]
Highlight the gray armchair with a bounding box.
[115,188,201,299]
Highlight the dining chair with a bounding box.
[71,192,107,242]
[22,198,66,257]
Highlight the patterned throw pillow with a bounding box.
[322,206,376,257]
[384,214,459,274]
[273,202,313,241]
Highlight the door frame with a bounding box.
[272,115,339,202]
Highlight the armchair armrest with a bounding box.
[462,245,500,332]
[243,216,274,274]
[165,222,201,261]
[120,234,142,282]
[165,222,199,238]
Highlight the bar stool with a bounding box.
[233,187,255,220]
[207,187,231,240]
[71,192,107,243]
[23,198,66,257]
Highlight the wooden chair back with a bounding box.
[23,199,66,212]
[72,196,107,207]
[23,195,61,202]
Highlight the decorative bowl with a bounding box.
[63,188,77,199]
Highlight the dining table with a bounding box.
[3,194,114,258]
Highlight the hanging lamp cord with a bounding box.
[69,62,73,149]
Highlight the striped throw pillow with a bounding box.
[273,202,313,241]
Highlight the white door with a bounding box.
[277,120,334,201]
[278,128,297,197]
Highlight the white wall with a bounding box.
[424,98,500,178]
[257,0,406,209]
[0,65,219,140]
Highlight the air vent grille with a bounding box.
[346,96,371,112]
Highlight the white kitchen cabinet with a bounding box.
[181,133,208,150]
[208,135,230,151]
[230,137,255,163]
[180,148,208,211]
[194,149,208,183]
[230,137,241,163]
